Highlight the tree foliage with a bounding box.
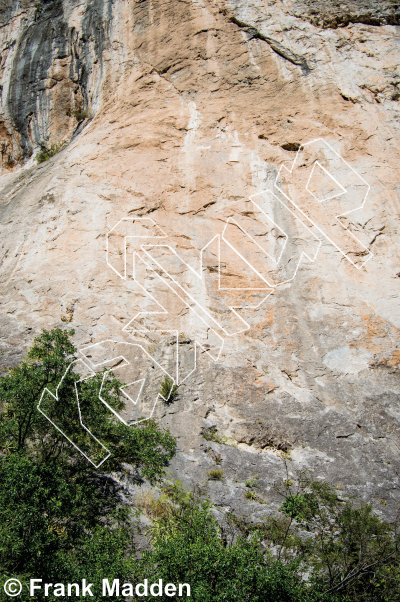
[263,473,400,601]
[143,483,311,602]
[0,453,136,601]
[0,328,176,477]
[1,329,399,602]
[140,477,400,602]
[0,329,176,600]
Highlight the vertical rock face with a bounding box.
[1,0,400,520]
[292,0,400,27]
[0,0,109,164]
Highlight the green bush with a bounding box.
[266,473,400,600]
[36,141,65,163]
[207,469,224,481]
[143,493,319,602]
[245,489,259,501]
[159,376,179,405]
[72,109,92,122]
[0,453,135,601]
[245,477,259,488]
[201,425,225,443]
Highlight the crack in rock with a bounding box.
[225,12,311,75]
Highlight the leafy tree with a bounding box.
[0,328,176,478]
[0,453,136,601]
[141,477,400,602]
[0,328,177,600]
[143,506,309,601]
[141,482,323,602]
[267,473,400,601]
[1,329,399,602]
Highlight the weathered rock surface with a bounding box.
[292,0,400,28]
[1,0,400,523]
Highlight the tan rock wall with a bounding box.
[1,0,400,519]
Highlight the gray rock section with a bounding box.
[0,0,111,162]
[292,0,400,28]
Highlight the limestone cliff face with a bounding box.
[0,0,109,165]
[1,0,400,520]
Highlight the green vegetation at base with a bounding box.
[144,504,312,602]
[0,329,399,601]
[0,453,135,600]
[142,477,400,602]
[0,329,176,601]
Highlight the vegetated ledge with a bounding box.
[292,0,400,28]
